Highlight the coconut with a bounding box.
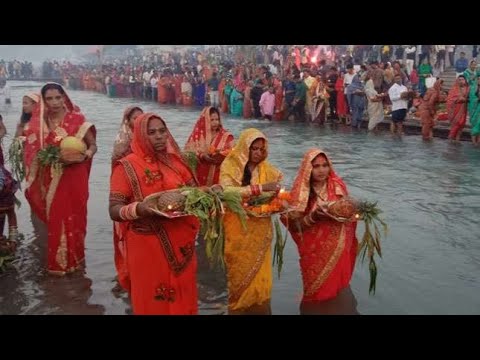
[327,198,358,219]
[60,136,87,153]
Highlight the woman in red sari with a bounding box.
[335,72,348,124]
[24,83,97,275]
[110,106,144,292]
[184,106,234,186]
[273,76,284,121]
[447,75,469,142]
[281,148,358,304]
[109,113,200,315]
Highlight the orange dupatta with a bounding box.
[110,106,143,291]
[110,113,200,314]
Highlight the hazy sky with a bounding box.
[0,45,93,63]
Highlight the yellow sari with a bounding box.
[219,128,283,311]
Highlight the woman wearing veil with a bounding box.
[110,106,143,291]
[24,83,96,275]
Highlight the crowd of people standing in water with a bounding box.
[3,44,477,144]
[1,77,361,314]
[1,44,480,315]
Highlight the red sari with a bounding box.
[110,113,199,315]
[335,77,348,117]
[282,149,358,302]
[447,81,469,140]
[184,107,234,186]
[273,78,284,121]
[23,84,95,275]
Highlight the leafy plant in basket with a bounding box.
[325,197,388,294]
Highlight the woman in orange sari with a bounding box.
[281,148,358,305]
[109,113,200,315]
[110,106,144,292]
[419,79,442,141]
[243,80,253,119]
[24,83,97,275]
[219,128,283,313]
[447,75,469,142]
[184,106,234,186]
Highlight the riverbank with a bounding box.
[374,117,472,141]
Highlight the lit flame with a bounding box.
[167,204,173,210]
[355,213,360,219]
[279,187,285,194]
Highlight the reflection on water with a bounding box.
[1,82,480,315]
[300,287,359,315]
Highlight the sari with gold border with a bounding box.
[219,128,283,310]
[282,149,357,302]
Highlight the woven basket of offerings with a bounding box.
[144,189,187,218]
[326,197,359,221]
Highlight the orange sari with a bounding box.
[23,83,95,275]
[110,106,142,291]
[110,113,199,315]
[447,81,469,140]
[158,76,169,104]
[184,107,234,186]
[282,149,357,302]
[243,85,253,119]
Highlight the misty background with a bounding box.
[0,45,181,64]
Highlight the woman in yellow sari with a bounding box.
[219,128,283,313]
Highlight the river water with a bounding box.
[1,81,479,315]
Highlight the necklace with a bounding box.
[47,116,64,130]
[313,182,327,201]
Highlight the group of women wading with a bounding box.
[5,84,360,314]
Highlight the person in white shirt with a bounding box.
[150,74,158,101]
[435,45,446,73]
[446,45,455,68]
[343,64,356,96]
[405,45,416,75]
[143,70,151,99]
[388,74,409,135]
